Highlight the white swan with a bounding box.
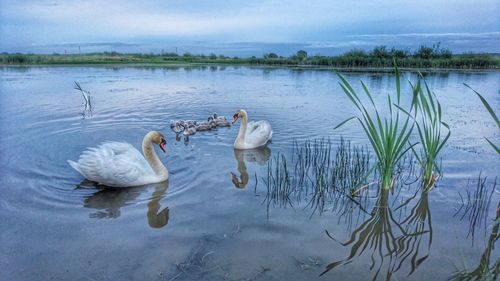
[68,131,169,187]
[232,109,273,149]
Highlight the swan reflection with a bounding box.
[82,180,170,228]
[231,147,271,189]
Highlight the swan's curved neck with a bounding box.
[235,150,249,187]
[147,181,169,228]
[236,110,248,145]
[235,149,248,172]
[142,133,169,178]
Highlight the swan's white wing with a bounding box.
[69,142,153,187]
[244,120,273,148]
[246,121,259,134]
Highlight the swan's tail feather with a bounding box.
[67,160,83,175]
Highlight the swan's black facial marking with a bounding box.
[159,138,166,153]
[232,113,239,124]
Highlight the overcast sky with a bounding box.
[1,0,498,54]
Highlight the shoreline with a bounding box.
[1,62,498,72]
[2,47,498,70]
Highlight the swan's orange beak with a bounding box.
[232,114,239,124]
[159,139,166,153]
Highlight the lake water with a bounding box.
[0,65,498,280]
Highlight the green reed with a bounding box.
[264,138,371,216]
[464,83,500,154]
[401,76,450,188]
[74,81,92,110]
[335,64,414,190]
[265,154,293,215]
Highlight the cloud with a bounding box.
[0,0,498,50]
[351,32,500,39]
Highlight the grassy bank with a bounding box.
[1,45,499,69]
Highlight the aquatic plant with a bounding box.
[73,81,93,118]
[263,138,371,218]
[74,81,91,108]
[264,153,293,216]
[335,65,415,190]
[401,76,450,188]
[463,84,500,154]
[300,138,371,214]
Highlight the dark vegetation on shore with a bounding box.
[1,44,498,69]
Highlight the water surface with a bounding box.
[0,66,499,280]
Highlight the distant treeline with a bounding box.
[1,45,498,69]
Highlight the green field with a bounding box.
[1,45,499,69]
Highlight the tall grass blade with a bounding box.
[464,83,500,129]
[485,138,500,154]
[334,116,356,130]
[464,83,500,154]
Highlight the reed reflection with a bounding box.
[82,180,170,228]
[231,147,271,189]
[451,175,499,280]
[454,175,496,242]
[450,200,499,280]
[322,184,433,280]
